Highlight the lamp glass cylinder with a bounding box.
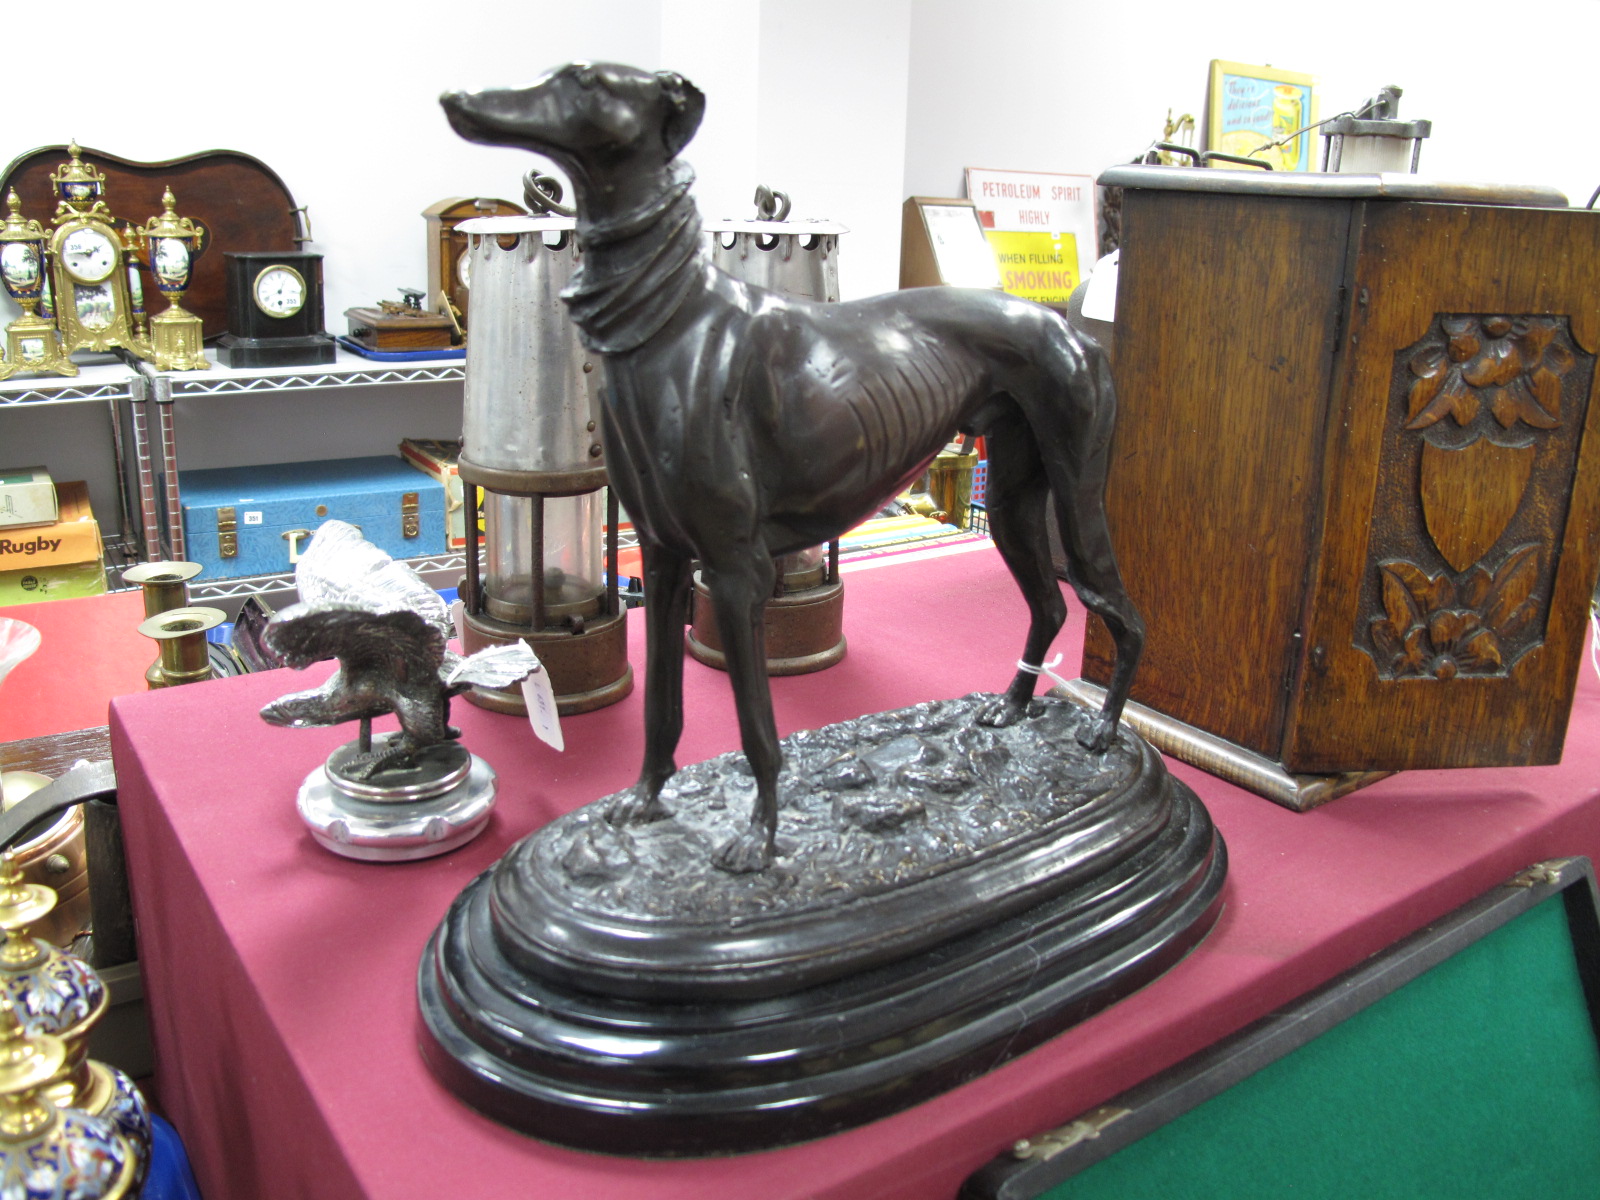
[483,491,604,624]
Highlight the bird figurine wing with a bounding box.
[294,520,452,639]
[441,641,542,690]
[260,605,447,728]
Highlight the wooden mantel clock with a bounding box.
[423,196,525,330]
[1071,167,1600,810]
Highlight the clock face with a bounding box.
[455,247,471,290]
[1,242,40,289]
[152,237,190,284]
[253,264,306,318]
[60,227,118,283]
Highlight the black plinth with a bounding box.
[417,695,1227,1156]
[215,332,338,368]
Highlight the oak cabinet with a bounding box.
[1079,168,1600,808]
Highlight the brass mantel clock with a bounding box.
[46,144,148,360]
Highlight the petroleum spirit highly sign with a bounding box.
[964,167,1097,307]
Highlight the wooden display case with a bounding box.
[1077,167,1600,808]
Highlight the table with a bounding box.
[0,588,148,744]
[108,544,1600,1199]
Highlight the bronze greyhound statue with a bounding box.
[441,63,1145,873]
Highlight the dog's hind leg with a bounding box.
[1041,353,1145,752]
[701,551,782,873]
[605,538,693,827]
[1050,478,1144,751]
[978,406,1070,729]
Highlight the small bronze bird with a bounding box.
[260,521,536,778]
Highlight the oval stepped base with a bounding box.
[418,694,1227,1156]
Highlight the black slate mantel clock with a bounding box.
[216,250,336,368]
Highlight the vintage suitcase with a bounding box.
[179,456,445,579]
[398,439,466,549]
[1074,167,1600,810]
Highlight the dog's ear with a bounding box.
[656,71,705,158]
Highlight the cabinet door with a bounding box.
[1085,189,1351,758]
[1288,201,1600,771]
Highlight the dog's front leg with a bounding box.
[703,553,781,874]
[605,539,693,827]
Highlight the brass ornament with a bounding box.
[0,192,74,379]
[122,561,204,688]
[137,605,225,687]
[138,189,210,371]
[48,142,110,222]
[0,853,152,1182]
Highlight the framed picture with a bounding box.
[1206,60,1317,171]
[961,856,1600,1199]
[899,197,1002,291]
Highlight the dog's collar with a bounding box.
[576,161,695,246]
[563,161,704,354]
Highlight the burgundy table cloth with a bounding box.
[109,545,1600,1199]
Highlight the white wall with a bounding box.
[12,0,1587,327]
[4,0,662,329]
[755,1,914,299]
[2,0,911,318]
[905,0,1600,215]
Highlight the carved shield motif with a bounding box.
[1359,314,1594,681]
[1419,438,1534,573]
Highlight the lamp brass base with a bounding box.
[460,604,632,716]
[686,576,846,676]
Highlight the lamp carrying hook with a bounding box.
[523,172,576,218]
[753,184,791,222]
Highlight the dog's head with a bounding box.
[441,63,705,171]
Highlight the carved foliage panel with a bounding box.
[1358,314,1595,681]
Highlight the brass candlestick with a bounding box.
[123,561,204,689]
[137,605,225,687]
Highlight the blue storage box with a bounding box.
[180,456,446,579]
